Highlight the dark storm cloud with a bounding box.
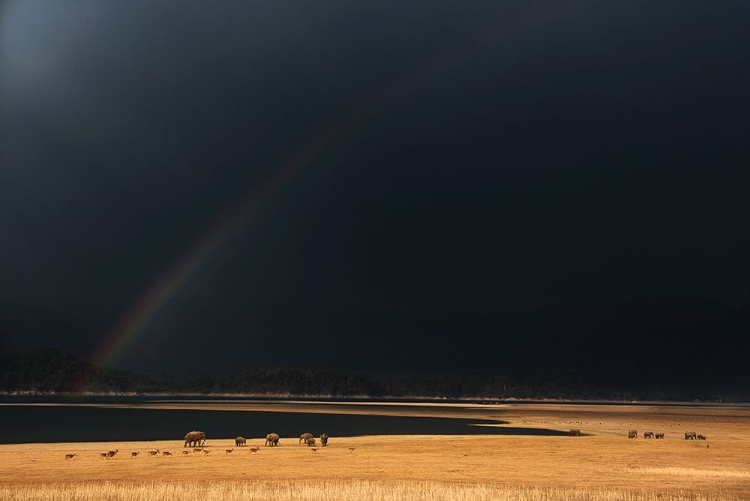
[1,0,749,376]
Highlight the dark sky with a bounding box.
[1,1,749,379]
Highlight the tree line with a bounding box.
[1,349,747,402]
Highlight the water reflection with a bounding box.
[0,397,568,443]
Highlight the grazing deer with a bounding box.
[148,449,160,457]
[193,448,203,455]
[310,448,318,453]
[100,452,108,459]
[348,447,355,452]
[182,450,190,455]
[131,452,139,457]
[202,449,211,455]
[226,448,234,454]
[249,447,259,453]
[163,451,173,457]
[64,453,77,460]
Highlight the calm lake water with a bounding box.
[0,396,568,443]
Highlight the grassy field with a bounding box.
[1,402,748,500]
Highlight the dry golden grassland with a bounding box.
[0,402,748,500]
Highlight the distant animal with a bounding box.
[162,451,172,457]
[148,449,160,457]
[299,433,314,444]
[628,430,638,439]
[184,431,206,448]
[348,447,355,452]
[64,453,77,460]
[265,433,280,447]
[193,448,203,454]
[685,431,697,440]
[235,436,246,447]
[644,432,654,439]
[320,433,329,447]
[99,452,108,459]
[226,448,234,454]
[306,437,316,447]
[697,434,706,440]
[249,447,259,453]
[131,452,139,457]
[311,448,318,453]
[182,450,190,455]
[202,449,211,455]
[655,433,665,439]
[568,429,581,437]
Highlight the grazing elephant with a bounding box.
[628,430,638,439]
[299,433,314,444]
[684,431,697,440]
[320,433,329,447]
[697,434,706,440]
[235,436,246,447]
[644,431,654,439]
[265,433,280,447]
[306,437,316,447]
[655,433,664,439]
[568,429,581,437]
[184,431,206,448]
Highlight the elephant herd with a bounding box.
[182,431,330,449]
[684,431,707,440]
[66,430,333,460]
[627,430,706,440]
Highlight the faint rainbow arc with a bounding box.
[85,0,590,383]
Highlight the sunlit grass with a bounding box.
[0,481,740,501]
[2,402,749,500]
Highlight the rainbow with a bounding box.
[83,2,586,389]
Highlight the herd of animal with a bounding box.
[63,431,331,460]
[566,428,707,440]
[626,429,707,440]
[64,427,711,460]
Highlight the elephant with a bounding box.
[235,436,246,447]
[655,433,665,439]
[568,429,581,437]
[306,437,316,447]
[184,431,206,448]
[684,431,697,440]
[299,433,314,444]
[320,433,329,447]
[265,433,280,447]
[628,430,638,439]
[644,431,654,439]
[697,434,707,440]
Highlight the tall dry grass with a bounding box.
[0,481,739,501]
